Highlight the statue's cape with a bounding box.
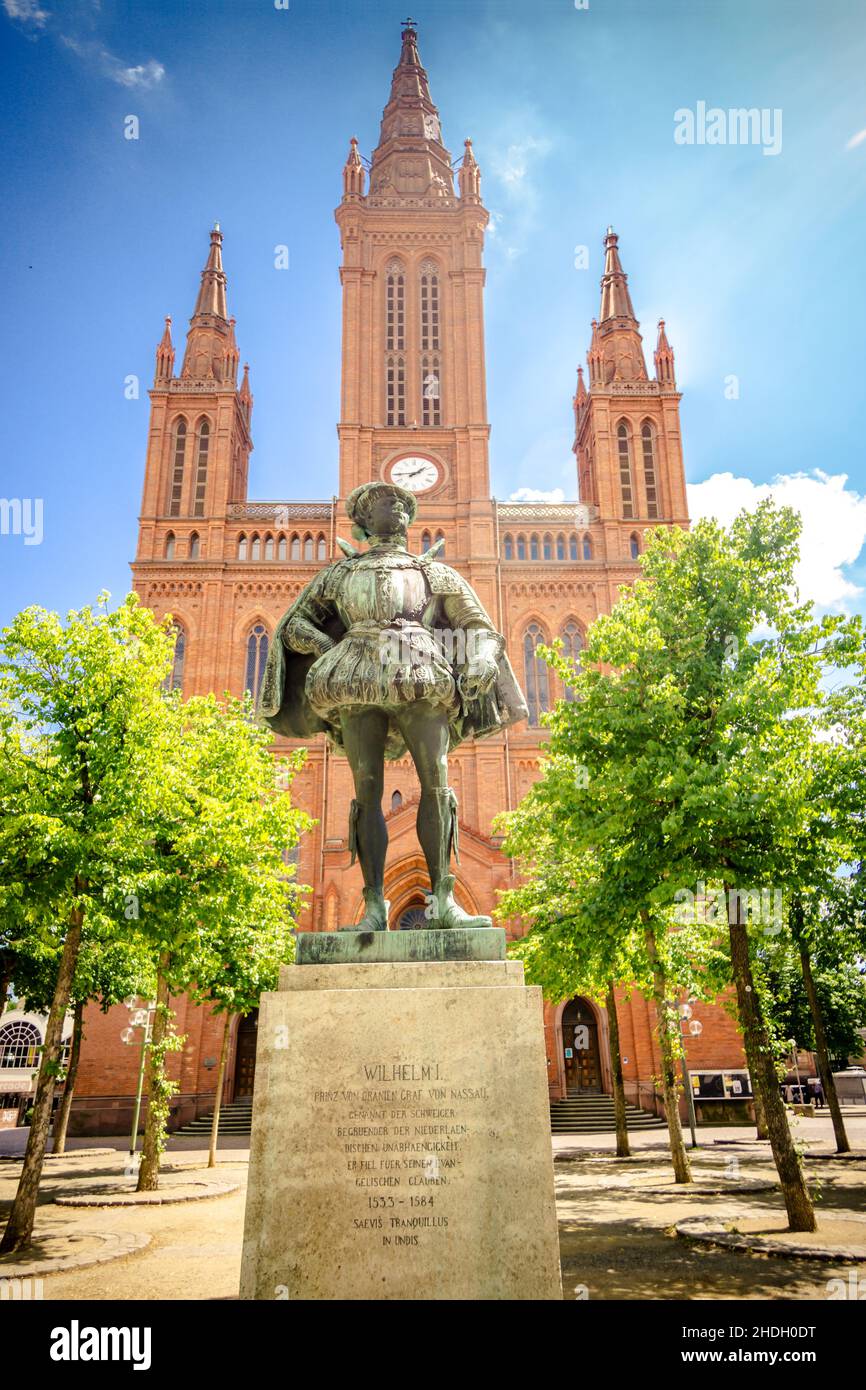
[258,555,529,757]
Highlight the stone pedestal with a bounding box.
[239,931,562,1300]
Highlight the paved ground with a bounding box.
[1,1112,864,1300]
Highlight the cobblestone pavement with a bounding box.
[0,1114,864,1300]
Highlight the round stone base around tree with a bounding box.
[55,1178,240,1207]
[557,1170,776,1196]
[0,1223,150,1279]
[676,1212,866,1260]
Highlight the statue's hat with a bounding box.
[345,481,418,541]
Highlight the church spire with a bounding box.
[599,226,637,325]
[191,223,229,324]
[342,137,366,199]
[368,21,455,201]
[181,225,236,381]
[592,228,647,383]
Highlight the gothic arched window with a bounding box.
[237,533,247,561]
[391,790,403,812]
[0,1020,41,1068]
[188,531,200,560]
[582,534,593,561]
[164,625,185,692]
[556,534,566,561]
[245,623,269,702]
[543,533,553,561]
[523,623,550,727]
[617,421,634,519]
[277,535,287,561]
[630,532,640,560]
[561,621,583,701]
[168,418,187,517]
[641,421,659,518]
[290,535,301,560]
[385,259,405,351]
[504,534,514,561]
[421,355,441,426]
[317,535,327,561]
[250,533,261,561]
[193,419,210,517]
[264,534,274,561]
[303,534,314,561]
[517,534,527,561]
[434,530,446,557]
[386,356,406,426]
[164,532,176,561]
[530,534,540,561]
[569,534,579,562]
[419,260,440,350]
[421,530,432,553]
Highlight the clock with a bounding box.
[388,455,441,494]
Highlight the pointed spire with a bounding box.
[225,316,240,385]
[654,318,676,386]
[239,362,253,421]
[575,365,587,405]
[587,319,603,388]
[591,228,647,384]
[155,316,174,384]
[599,227,637,325]
[459,138,481,202]
[181,225,235,380]
[342,136,366,199]
[192,223,229,324]
[369,21,455,201]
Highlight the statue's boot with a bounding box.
[339,886,389,932]
[425,873,492,930]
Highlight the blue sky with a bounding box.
[2,0,865,625]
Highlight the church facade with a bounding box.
[70,24,750,1135]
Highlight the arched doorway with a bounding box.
[561,998,602,1094]
[233,1009,259,1099]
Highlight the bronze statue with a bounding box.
[259,482,528,930]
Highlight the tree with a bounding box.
[129,692,311,1191]
[502,502,863,1230]
[0,594,173,1254]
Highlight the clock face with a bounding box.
[388,455,440,494]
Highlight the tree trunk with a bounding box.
[753,1083,770,1140]
[792,903,849,1154]
[727,892,816,1231]
[136,958,172,1193]
[51,998,84,1156]
[605,981,630,1159]
[643,917,692,1183]
[208,1013,233,1169]
[0,902,83,1254]
[0,964,10,1017]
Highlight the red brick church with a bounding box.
[67,22,750,1136]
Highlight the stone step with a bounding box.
[550,1094,667,1133]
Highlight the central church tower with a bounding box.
[335,21,492,537]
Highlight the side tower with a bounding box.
[573,228,688,561]
[135,225,253,575]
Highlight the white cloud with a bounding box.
[491,135,551,189]
[687,470,866,611]
[846,128,866,151]
[508,486,566,503]
[3,0,50,27]
[61,35,165,87]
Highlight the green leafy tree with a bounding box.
[501,502,862,1230]
[0,594,173,1254]
[129,692,311,1191]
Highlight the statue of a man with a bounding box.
[259,482,528,931]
